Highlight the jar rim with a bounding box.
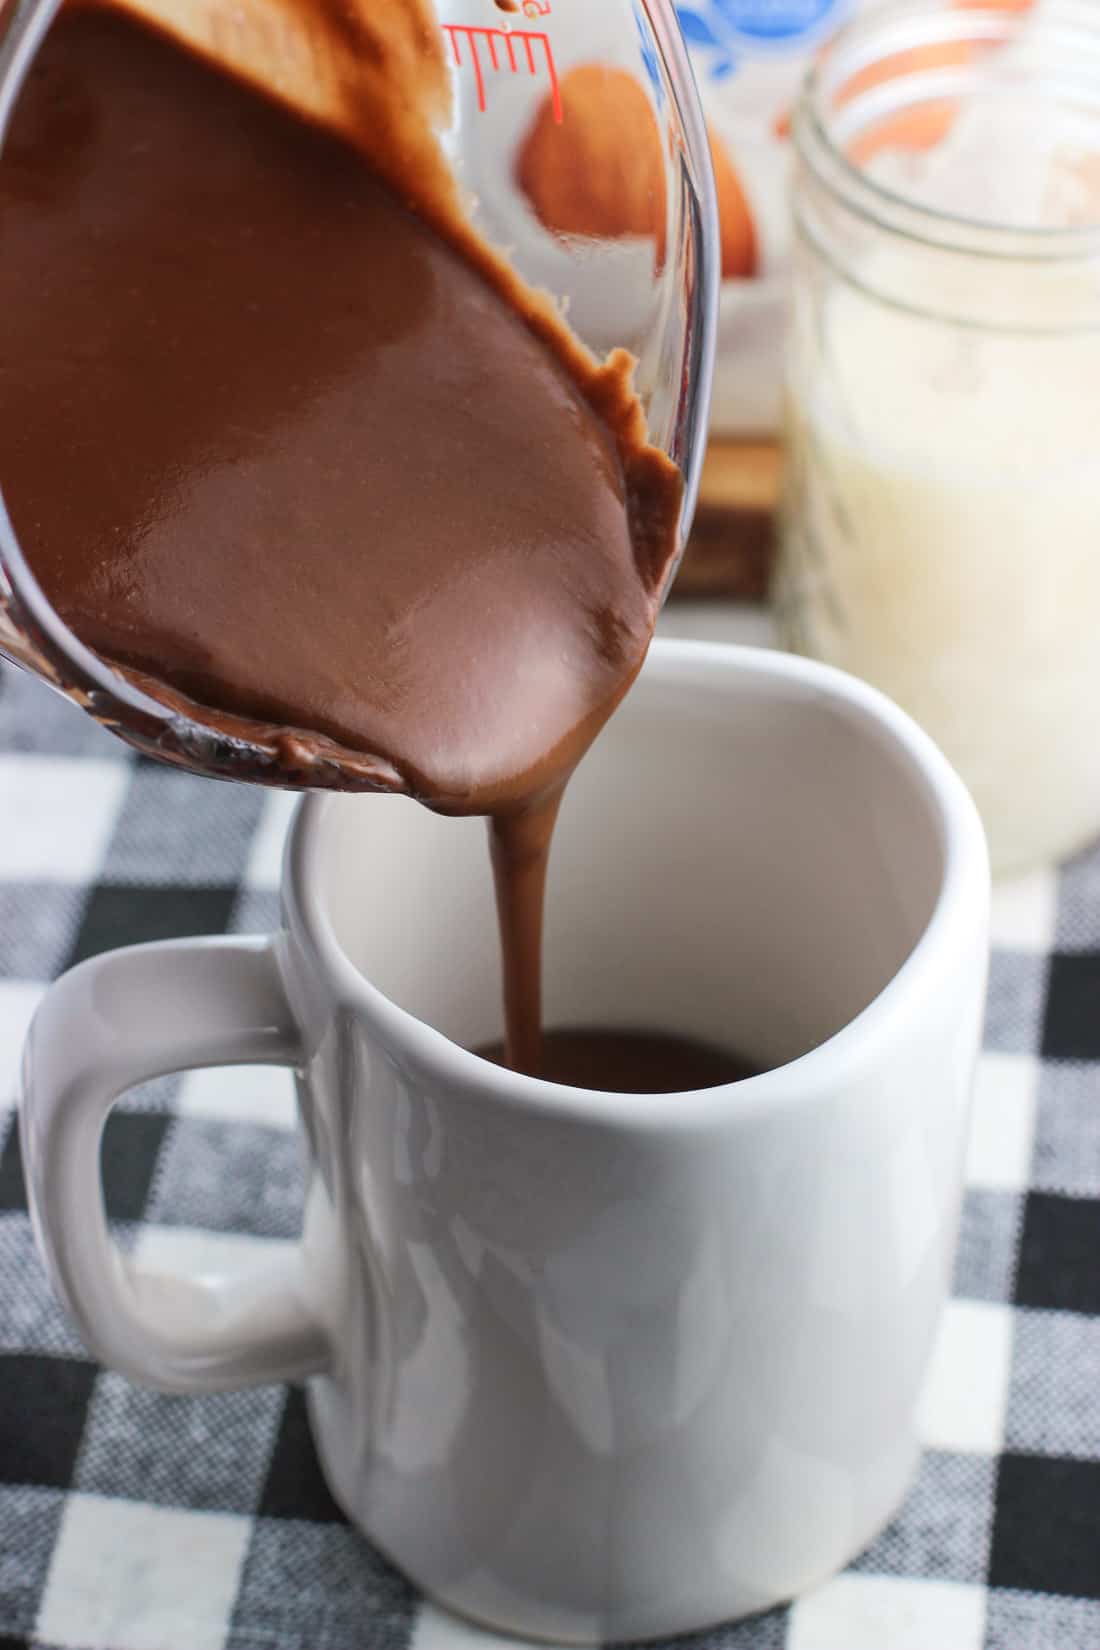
[794,0,1100,262]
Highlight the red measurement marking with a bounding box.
[442,24,563,123]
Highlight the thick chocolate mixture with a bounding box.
[477,1030,757,1094]
[0,8,686,1077]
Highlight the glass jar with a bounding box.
[777,0,1100,873]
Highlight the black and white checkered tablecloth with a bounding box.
[0,653,1097,1650]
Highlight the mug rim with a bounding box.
[282,639,990,1126]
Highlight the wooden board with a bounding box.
[671,438,781,602]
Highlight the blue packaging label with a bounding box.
[677,0,849,77]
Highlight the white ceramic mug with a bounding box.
[20,640,990,1644]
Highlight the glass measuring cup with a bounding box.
[0,0,718,788]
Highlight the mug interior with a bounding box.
[311,645,947,1074]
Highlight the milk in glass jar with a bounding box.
[778,0,1100,872]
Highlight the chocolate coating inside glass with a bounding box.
[0,10,683,1071]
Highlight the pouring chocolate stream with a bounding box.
[0,3,683,1072]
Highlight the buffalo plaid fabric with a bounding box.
[0,653,1097,1650]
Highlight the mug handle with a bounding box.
[20,935,330,1395]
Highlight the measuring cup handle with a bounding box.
[20,935,330,1394]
